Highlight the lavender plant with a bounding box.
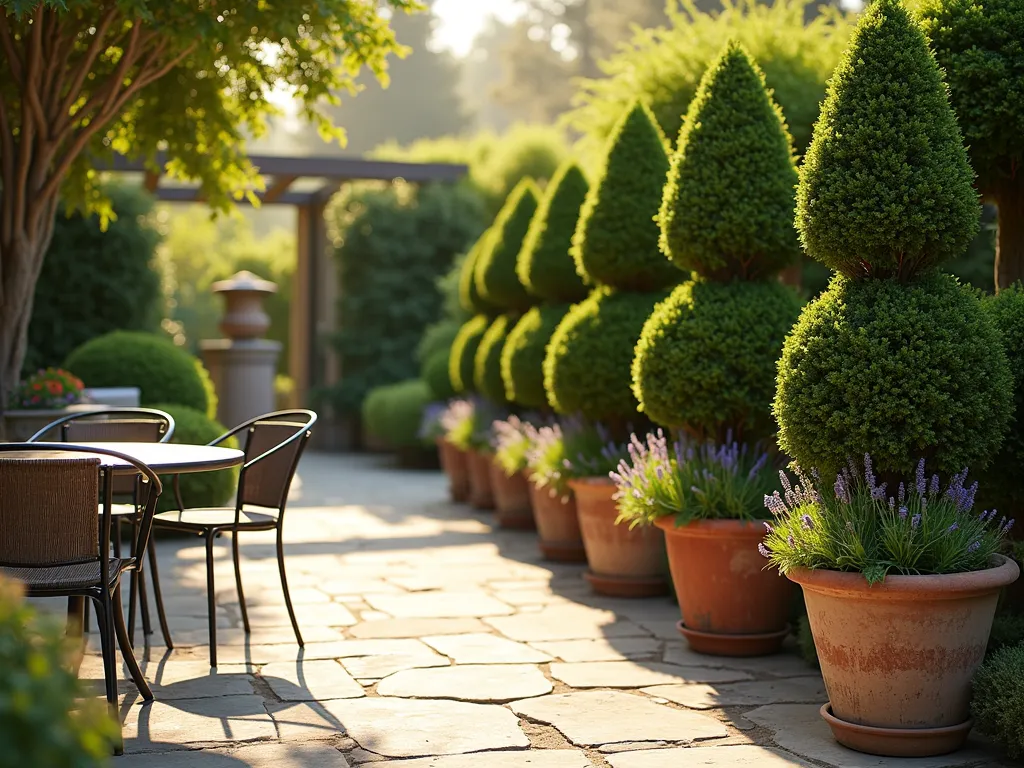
[440,398,503,452]
[612,432,777,528]
[418,401,448,443]
[527,416,629,500]
[760,456,1015,584]
[493,415,535,476]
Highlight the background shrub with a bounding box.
[449,314,491,394]
[361,379,434,450]
[475,180,540,311]
[474,314,516,404]
[502,304,571,409]
[972,643,1024,759]
[422,349,456,401]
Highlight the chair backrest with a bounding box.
[28,408,174,444]
[234,412,315,511]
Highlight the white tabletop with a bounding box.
[0,442,244,474]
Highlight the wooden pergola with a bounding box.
[110,153,468,448]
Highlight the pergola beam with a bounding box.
[262,174,299,204]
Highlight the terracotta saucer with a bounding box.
[496,511,537,530]
[820,703,973,758]
[677,621,791,657]
[538,539,588,563]
[584,570,668,598]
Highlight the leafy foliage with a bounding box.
[634,279,802,435]
[441,397,504,452]
[474,314,516,404]
[775,273,1012,478]
[518,162,590,303]
[527,417,629,497]
[974,643,1024,759]
[502,304,571,409]
[9,368,84,410]
[544,288,666,421]
[361,379,434,450]
[796,0,980,281]
[458,231,499,315]
[570,103,679,292]
[449,314,491,394]
[659,43,800,280]
[475,180,540,311]
[422,350,455,401]
[493,416,533,476]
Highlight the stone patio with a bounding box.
[58,453,1012,766]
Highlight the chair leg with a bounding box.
[113,582,153,701]
[136,556,153,638]
[93,594,124,756]
[83,598,91,634]
[205,530,218,667]
[276,528,303,647]
[113,518,122,558]
[147,536,174,649]
[127,521,153,644]
[231,531,250,634]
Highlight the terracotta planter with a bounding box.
[1,404,103,441]
[790,555,1019,757]
[465,448,495,510]
[435,438,470,503]
[489,461,535,529]
[529,481,586,562]
[656,518,794,656]
[570,477,667,597]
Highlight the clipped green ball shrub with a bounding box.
[65,331,214,417]
[474,180,540,311]
[634,279,802,435]
[501,304,572,409]
[449,314,490,393]
[774,272,1012,477]
[972,643,1024,759]
[571,103,680,292]
[545,288,666,421]
[659,42,800,280]
[518,162,590,303]
[361,379,433,450]
[422,349,456,401]
[458,232,499,315]
[474,314,515,404]
[796,0,979,280]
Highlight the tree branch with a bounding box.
[0,12,23,84]
[24,5,49,140]
[54,4,119,137]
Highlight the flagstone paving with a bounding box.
[53,453,1014,766]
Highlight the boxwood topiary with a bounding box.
[774,272,1012,477]
[65,331,213,417]
[422,349,456,401]
[475,179,540,311]
[518,162,590,303]
[458,232,500,315]
[570,102,680,292]
[545,288,666,421]
[474,314,516,404]
[659,42,800,281]
[634,279,802,435]
[449,314,491,394]
[501,303,572,409]
[361,379,434,449]
[972,643,1024,759]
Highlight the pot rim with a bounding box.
[567,476,614,489]
[788,554,1019,600]
[653,517,768,536]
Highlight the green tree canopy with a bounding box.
[474,179,541,311]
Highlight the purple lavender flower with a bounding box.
[863,453,876,491]
[947,523,959,533]
[929,474,940,497]
[834,473,850,504]
[898,506,909,521]
[757,543,771,558]
[898,482,906,504]
[800,514,814,531]
[968,540,982,553]
[763,521,774,534]
[1003,519,1015,534]
[911,514,921,530]
[787,534,796,548]
[915,459,927,497]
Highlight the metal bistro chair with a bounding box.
[28,408,175,647]
[0,443,162,754]
[152,410,316,666]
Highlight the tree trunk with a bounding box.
[993,181,1024,293]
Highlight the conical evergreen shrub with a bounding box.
[501,303,572,409]
[458,232,499,315]
[518,162,591,303]
[475,179,540,311]
[449,314,490,393]
[474,314,516,404]
[659,42,801,280]
[570,103,680,292]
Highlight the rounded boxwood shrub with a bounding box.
[658,42,800,281]
[65,331,214,417]
[774,272,1012,477]
[634,279,802,435]
[972,643,1024,759]
[544,288,666,421]
[458,232,499,315]
[518,162,590,303]
[501,303,572,409]
[570,102,680,292]
[449,314,490,394]
[474,179,540,311]
[422,349,456,401]
[474,313,516,404]
[361,379,433,449]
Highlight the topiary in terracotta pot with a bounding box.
[436,437,470,503]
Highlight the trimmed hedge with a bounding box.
[474,179,540,311]
[449,314,491,394]
[501,303,571,409]
[972,643,1024,759]
[518,162,590,303]
[634,279,802,435]
[474,314,516,404]
[571,102,679,292]
[361,379,433,450]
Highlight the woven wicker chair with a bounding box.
[0,443,162,754]
[28,408,175,647]
[153,410,316,666]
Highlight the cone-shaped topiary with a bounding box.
[423,349,456,401]
[545,288,667,421]
[659,42,801,281]
[796,0,979,281]
[774,272,1012,477]
[571,102,680,292]
[634,279,803,436]
[501,303,572,409]
[458,232,499,315]
[518,162,591,303]
[449,314,490,393]
[475,179,541,311]
[474,313,516,403]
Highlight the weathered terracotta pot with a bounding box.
[569,477,667,597]
[656,518,794,656]
[790,555,1019,757]
[465,448,495,510]
[528,480,586,562]
[435,438,470,503]
[489,461,535,529]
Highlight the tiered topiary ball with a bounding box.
[474,313,516,404]
[502,303,573,409]
[474,179,540,312]
[449,314,490,394]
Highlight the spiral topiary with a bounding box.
[501,303,572,409]
[518,162,591,303]
[570,102,680,292]
[545,288,666,421]
[458,231,499,315]
[658,42,801,280]
[475,179,540,311]
[634,279,802,436]
[474,314,516,404]
[449,314,490,393]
